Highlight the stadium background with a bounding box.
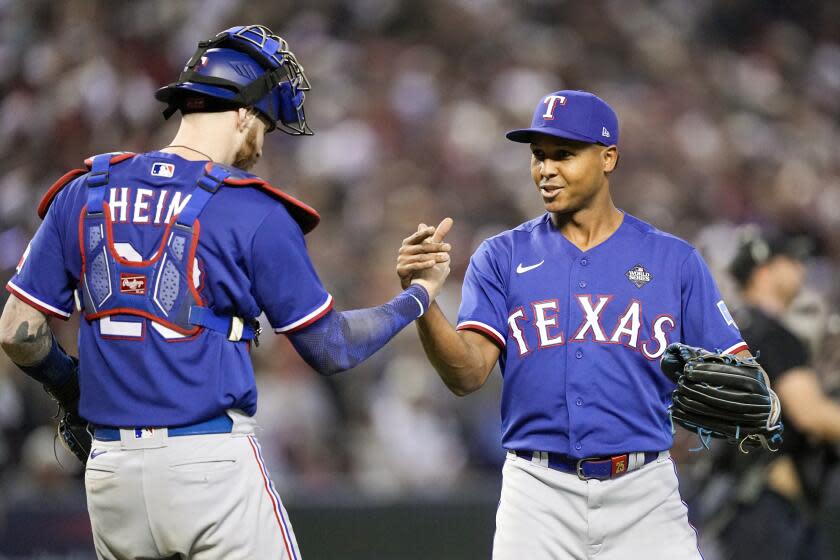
[1,0,839,558]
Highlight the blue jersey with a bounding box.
[456,212,746,458]
[7,151,333,427]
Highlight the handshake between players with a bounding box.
[397,218,455,301]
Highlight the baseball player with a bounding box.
[0,25,450,559]
[397,90,756,558]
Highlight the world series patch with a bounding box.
[626,264,652,288]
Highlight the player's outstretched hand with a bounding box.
[397,218,453,301]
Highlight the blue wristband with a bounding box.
[18,336,77,387]
[404,283,431,317]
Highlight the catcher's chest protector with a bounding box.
[78,153,255,341]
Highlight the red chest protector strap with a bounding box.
[222,171,321,234]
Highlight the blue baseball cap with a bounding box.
[506,90,619,146]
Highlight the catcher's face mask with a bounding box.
[155,25,313,136]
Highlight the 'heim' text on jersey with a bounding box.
[507,295,675,360]
[105,187,192,224]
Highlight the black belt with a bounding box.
[513,450,666,480]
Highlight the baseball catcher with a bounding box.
[0,23,453,559]
[661,343,783,452]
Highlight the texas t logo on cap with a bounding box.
[541,95,567,119]
[506,90,619,146]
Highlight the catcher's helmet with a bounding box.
[155,25,312,135]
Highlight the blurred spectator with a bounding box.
[5,425,83,507]
[0,362,24,473]
[254,336,347,494]
[690,226,839,559]
[355,352,466,495]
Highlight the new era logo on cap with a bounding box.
[151,162,175,177]
[506,90,619,146]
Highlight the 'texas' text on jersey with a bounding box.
[506,295,674,360]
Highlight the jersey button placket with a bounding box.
[570,255,588,455]
[564,255,580,456]
[577,256,588,289]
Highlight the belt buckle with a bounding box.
[575,457,599,481]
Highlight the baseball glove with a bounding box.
[661,343,783,452]
[44,363,91,464]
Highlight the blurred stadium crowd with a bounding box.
[1,0,839,556]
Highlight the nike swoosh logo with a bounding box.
[90,449,107,459]
[516,260,545,274]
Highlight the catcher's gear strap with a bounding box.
[286,284,430,375]
[17,335,77,387]
[38,152,321,234]
[38,157,320,234]
[188,307,259,343]
[169,66,289,117]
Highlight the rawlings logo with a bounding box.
[120,274,146,295]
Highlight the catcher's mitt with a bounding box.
[44,363,91,464]
[661,343,783,452]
